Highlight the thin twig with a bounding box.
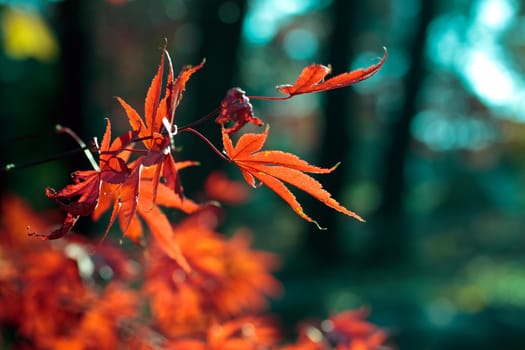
[178,107,220,132]
[179,127,231,162]
[56,124,100,171]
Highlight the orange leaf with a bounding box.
[116,47,204,201]
[204,171,250,204]
[276,48,387,97]
[92,162,201,257]
[145,48,165,135]
[327,308,389,349]
[117,160,142,234]
[32,119,134,240]
[222,127,364,229]
[139,204,190,272]
[170,59,206,117]
[140,180,201,214]
[99,119,134,184]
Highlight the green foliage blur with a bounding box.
[2,0,525,348]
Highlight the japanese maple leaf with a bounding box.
[276,47,387,97]
[326,308,389,349]
[31,120,134,240]
[49,284,139,350]
[215,49,386,134]
[222,127,364,229]
[216,87,263,134]
[283,309,389,350]
[144,209,281,336]
[163,317,279,349]
[116,45,204,204]
[93,160,201,272]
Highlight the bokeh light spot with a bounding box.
[463,49,514,105]
[283,28,318,60]
[473,0,516,31]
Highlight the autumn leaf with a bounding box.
[44,171,100,217]
[222,126,364,229]
[12,249,91,345]
[93,160,202,241]
[216,87,263,134]
[39,283,140,350]
[276,47,387,97]
[328,308,389,347]
[30,119,134,240]
[93,160,201,272]
[204,170,250,204]
[215,49,386,134]
[163,316,279,349]
[144,209,280,337]
[283,308,390,350]
[31,212,79,240]
[116,45,204,202]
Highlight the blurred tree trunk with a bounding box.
[181,0,247,197]
[55,1,94,169]
[305,0,362,267]
[371,0,435,265]
[0,2,94,203]
[53,1,95,233]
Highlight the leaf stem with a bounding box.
[247,95,291,101]
[4,131,149,172]
[179,127,231,162]
[3,126,202,172]
[178,107,220,132]
[3,147,87,172]
[56,125,100,171]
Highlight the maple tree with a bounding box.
[2,43,391,349]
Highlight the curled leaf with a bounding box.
[276,47,387,97]
[32,119,132,240]
[216,87,263,134]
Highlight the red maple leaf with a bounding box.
[93,160,201,272]
[144,208,281,336]
[216,87,263,134]
[283,308,390,350]
[326,308,389,350]
[31,119,135,240]
[163,316,279,349]
[214,49,386,135]
[276,48,387,97]
[222,126,364,229]
[116,45,204,204]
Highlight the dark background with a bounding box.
[2,0,525,348]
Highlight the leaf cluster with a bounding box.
[2,43,390,349]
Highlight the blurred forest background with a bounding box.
[2,0,525,349]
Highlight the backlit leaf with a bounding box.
[276,48,387,97]
[222,127,364,229]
